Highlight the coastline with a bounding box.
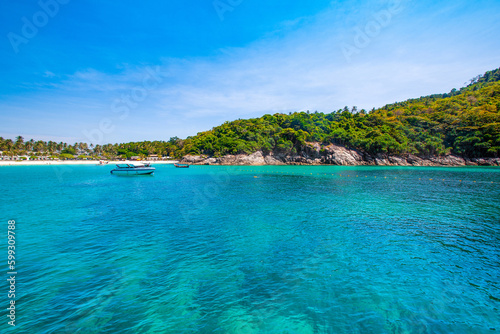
[180,145,500,167]
[0,160,179,166]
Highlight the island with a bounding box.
[2,68,499,167]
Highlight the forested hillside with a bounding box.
[180,68,500,158]
[2,68,499,160]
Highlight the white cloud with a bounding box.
[43,71,56,78]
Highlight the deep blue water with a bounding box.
[1,164,500,333]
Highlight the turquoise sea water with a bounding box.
[1,164,500,333]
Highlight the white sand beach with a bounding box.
[0,160,179,166]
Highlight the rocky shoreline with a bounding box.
[181,143,500,166]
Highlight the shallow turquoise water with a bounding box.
[1,164,499,333]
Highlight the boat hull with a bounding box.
[110,168,155,175]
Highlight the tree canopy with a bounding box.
[179,68,500,158]
[2,68,499,159]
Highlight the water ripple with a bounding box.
[1,165,499,333]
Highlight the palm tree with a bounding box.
[94,144,102,155]
[25,139,35,152]
[35,141,45,153]
[47,141,56,154]
[80,142,89,154]
[5,139,13,152]
[15,136,24,150]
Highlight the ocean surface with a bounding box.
[1,164,500,333]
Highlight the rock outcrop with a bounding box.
[320,144,364,165]
[180,143,500,166]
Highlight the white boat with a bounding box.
[110,162,155,175]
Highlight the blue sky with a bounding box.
[1,0,499,144]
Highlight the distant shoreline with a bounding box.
[0,160,179,166]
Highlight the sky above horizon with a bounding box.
[1,0,499,144]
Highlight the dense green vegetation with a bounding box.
[2,68,499,160]
[0,136,182,160]
[180,68,500,158]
